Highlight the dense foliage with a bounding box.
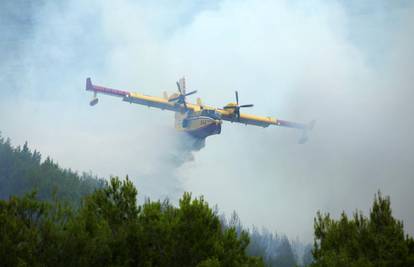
[311,192,414,266]
[0,134,307,266]
[0,176,264,267]
[0,133,105,206]
[6,133,414,266]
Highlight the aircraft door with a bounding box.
[182,118,190,128]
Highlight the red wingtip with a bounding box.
[86,77,93,91]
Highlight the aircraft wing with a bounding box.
[217,109,306,128]
[218,110,275,127]
[217,108,314,143]
[85,78,182,112]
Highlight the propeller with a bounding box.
[224,91,253,121]
[168,80,197,110]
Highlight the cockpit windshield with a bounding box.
[201,109,221,119]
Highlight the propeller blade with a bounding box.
[176,81,182,94]
[169,96,181,102]
[239,104,254,108]
[183,90,197,97]
[236,109,241,121]
[235,91,239,105]
[183,101,188,110]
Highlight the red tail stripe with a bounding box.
[90,85,129,97]
[86,78,129,97]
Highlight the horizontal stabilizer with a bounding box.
[298,120,316,144]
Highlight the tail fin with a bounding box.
[86,77,99,106]
[298,120,316,144]
[86,77,93,91]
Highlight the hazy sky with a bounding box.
[1,0,413,242]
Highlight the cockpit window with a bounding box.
[201,109,221,119]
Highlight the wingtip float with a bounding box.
[85,77,314,145]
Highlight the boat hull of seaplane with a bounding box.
[176,115,222,139]
[185,117,222,139]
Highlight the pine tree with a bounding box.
[312,192,414,266]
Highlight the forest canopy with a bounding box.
[0,175,265,266]
[311,193,414,266]
[0,133,105,206]
[1,133,414,266]
[0,134,268,266]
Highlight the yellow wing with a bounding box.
[216,108,311,130]
[86,78,187,112]
[217,109,277,127]
[217,107,314,143]
[126,92,180,112]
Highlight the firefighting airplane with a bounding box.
[85,77,314,147]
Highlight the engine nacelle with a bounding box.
[223,102,237,113]
[90,98,99,106]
